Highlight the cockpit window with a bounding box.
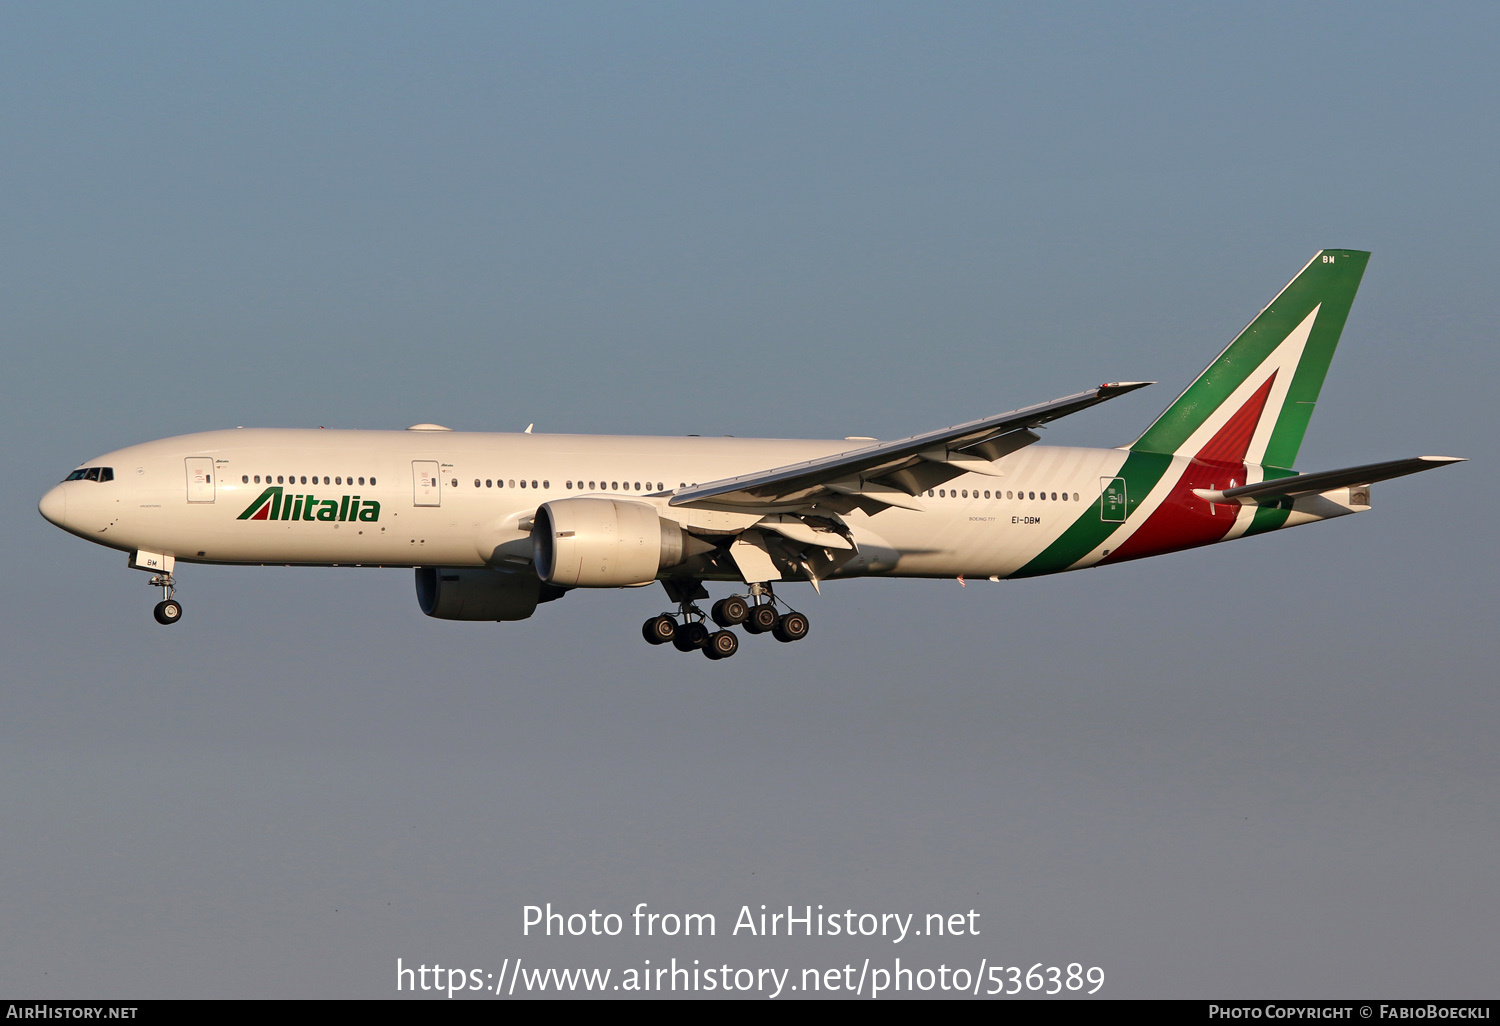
[63,467,113,482]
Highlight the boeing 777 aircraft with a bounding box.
[39,251,1463,658]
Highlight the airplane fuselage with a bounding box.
[40,425,1360,582]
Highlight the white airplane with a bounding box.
[40,250,1463,658]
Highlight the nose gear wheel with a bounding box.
[148,573,182,626]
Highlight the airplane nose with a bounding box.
[39,485,67,527]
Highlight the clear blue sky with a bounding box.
[3,2,1496,997]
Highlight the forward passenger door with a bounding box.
[412,461,442,506]
[185,457,215,503]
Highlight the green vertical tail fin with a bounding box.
[1130,250,1369,469]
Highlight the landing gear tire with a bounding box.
[673,621,710,652]
[703,630,739,660]
[153,599,183,626]
[711,595,750,628]
[744,604,779,635]
[772,611,809,643]
[642,615,676,645]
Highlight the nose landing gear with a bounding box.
[149,573,183,625]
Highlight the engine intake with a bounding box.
[533,497,699,587]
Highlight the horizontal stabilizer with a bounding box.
[1195,455,1466,504]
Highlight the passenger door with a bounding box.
[412,461,441,506]
[185,457,216,503]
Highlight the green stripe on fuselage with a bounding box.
[1241,502,1293,537]
[1010,450,1171,578]
[1238,466,1298,537]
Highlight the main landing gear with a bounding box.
[641,582,808,659]
[150,573,183,625]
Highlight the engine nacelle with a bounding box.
[533,497,695,587]
[415,566,557,621]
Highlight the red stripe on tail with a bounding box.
[1101,372,1277,564]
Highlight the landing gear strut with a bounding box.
[149,573,182,625]
[639,586,730,659]
[641,581,809,657]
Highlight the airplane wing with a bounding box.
[669,382,1154,516]
[1197,455,1467,504]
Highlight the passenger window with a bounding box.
[520,479,527,488]
[543,480,549,489]
[532,480,538,489]
[1051,492,1057,500]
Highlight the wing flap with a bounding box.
[669,382,1152,513]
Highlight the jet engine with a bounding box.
[532,497,705,587]
[414,566,561,621]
